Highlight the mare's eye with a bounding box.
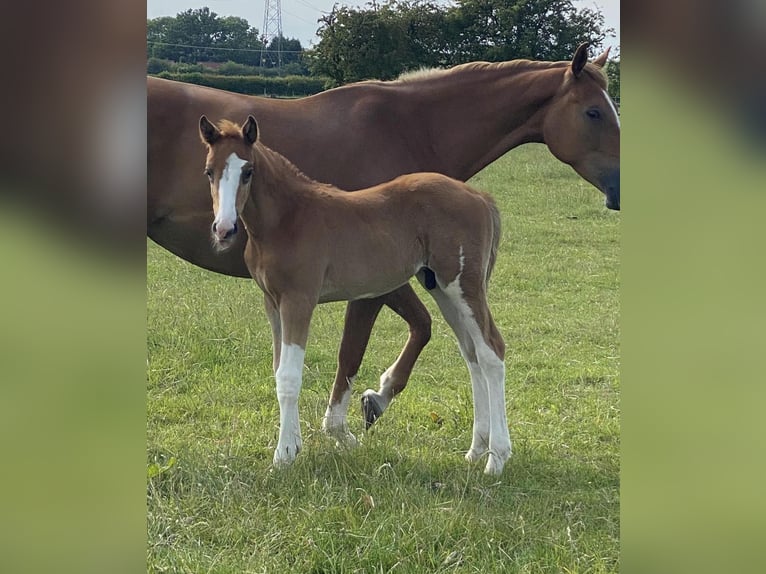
[586,108,601,120]
[242,167,253,181]
[204,168,213,180]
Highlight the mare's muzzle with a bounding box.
[603,171,620,211]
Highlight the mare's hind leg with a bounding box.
[427,275,511,475]
[359,285,432,428]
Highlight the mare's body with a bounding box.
[149,44,620,431]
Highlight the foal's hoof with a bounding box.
[465,447,486,463]
[361,391,384,429]
[484,453,509,476]
[272,441,302,468]
[322,424,359,448]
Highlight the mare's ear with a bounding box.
[571,42,590,78]
[242,115,258,146]
[592,46,611,68]
[199,115,220,145]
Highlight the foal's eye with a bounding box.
[586,108,602,120]
[241,167,253,181]
[204,168,213,180]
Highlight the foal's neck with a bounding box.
[242,143,330,236]
[255,142,319,189]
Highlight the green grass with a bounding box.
[147,144,619,573]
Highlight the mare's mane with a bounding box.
[392,59,608,89]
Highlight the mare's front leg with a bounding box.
[273,295,314,467]
[322,297,383,445]
[358,285,432,428]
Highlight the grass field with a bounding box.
[147,143,620,573]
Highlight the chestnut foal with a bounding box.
[199,115,511,474]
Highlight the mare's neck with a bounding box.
[410,61,567,180]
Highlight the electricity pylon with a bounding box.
[261,0,283,68]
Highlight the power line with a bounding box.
[146,40,304,54]
[293,0,324,12]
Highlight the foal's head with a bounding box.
[544,43,621,210]
[199,115,259,251]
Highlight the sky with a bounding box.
[147,0,620,53]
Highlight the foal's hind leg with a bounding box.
[428,278,511,475]
[425,286,491,462]
[359,285,432,428]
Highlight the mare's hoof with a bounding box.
[361,392,383,429]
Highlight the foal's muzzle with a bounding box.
[211,221,238,243]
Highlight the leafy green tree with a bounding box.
[262,36,306,69]
[310,4,414,83]
[450,0,611,61]
[311,0,614,85]
[147,8,303,68]
[606,57,620,106]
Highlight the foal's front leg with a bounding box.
[263,294,282,373]
[273,295,314,467]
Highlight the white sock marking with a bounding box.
[437,247,511,474]
[274,342,305,465]
[323,375,355,433]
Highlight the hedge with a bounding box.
[152,72,330,97]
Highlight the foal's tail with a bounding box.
[486,196,502,286]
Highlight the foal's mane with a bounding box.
[393,59,608,89]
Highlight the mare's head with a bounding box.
[199,115,259,251]
[544,43,620,210]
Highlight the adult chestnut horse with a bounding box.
[148,43,619,436]
[199,115,509,473]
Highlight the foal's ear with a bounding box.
[571,42,590,78]
[242,115,258,146]
[592,46,611,69]
[199,115,220,145]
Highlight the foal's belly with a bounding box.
[317,263,422,303]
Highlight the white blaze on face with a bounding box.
[601,88,620,129]
[214,152,248,235]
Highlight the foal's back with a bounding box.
[339,172,498,243]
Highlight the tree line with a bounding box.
[147,2,618,100]
[309,0,615,84]
[147,7,304,70]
